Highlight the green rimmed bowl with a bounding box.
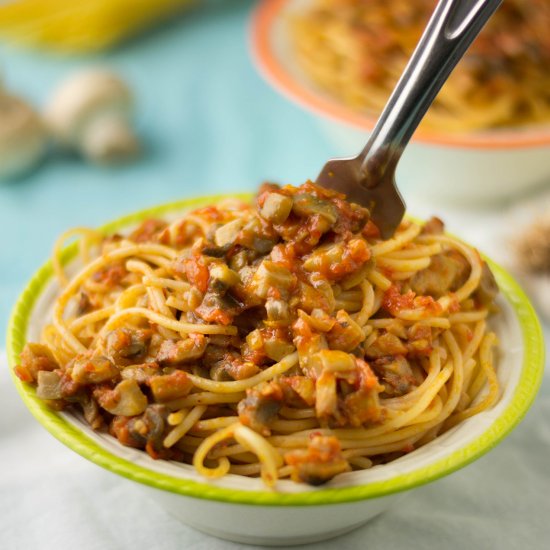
[6,195,545,546]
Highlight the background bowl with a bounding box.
[7,196,545,546]
[250,0,550,205]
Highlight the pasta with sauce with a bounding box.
[15,182,500,487]
[290,0,550,132]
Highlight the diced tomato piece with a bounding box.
[356,358,380,391]
[382,285,415,315]
[192,206,224,222]
[14,364,33,382]
[184,254,209,293]
[196,307,233,326]
[362,220,381,239]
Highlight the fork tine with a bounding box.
[316,157,405,238]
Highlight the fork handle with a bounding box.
[359,0,502,184]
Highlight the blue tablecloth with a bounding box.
[1,1,548,548]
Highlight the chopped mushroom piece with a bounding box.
[215,218,243,247]
[209,353,261,381]
[130,405,169,457]
[209,262,240,290]
[292,193,338,227]
[80,394,103,430]
[15,343,58,383]
[298,308,335,332]
[71,355,120,384]
[292,282,332,313]
[326,310,365,351]
[251,260,296,299]
[157,335,207,365]
[410,251,470,298]
[105,328,151,366]
[279,376,316,406]
[196,291,243,325]
[202,243,231,258]
[421,216,445,235]
[95,379,148,416]
[263,335,295,362]
[36,371,64,400]
[315,370,338,422]
[407,323,433,356]
[260,192,293,224]
[371,356,417,397]
[284,435,350,485]
[474,262,499,306]
[120,362,160,384]
[238,381,284,435]
[149,370,193,403]
[236,217,279,254]
[311,349,357,375]
[365,331,409,358]
[265,298,291,324]
[314,355,382,427]
[111,404,169,458]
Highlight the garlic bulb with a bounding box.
[0,85,47,180]
[514,214,550,322]
[515,215,550,274]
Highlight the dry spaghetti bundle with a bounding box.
[0,0,194,52]
[15,182,500,487]
[291,0,550,132]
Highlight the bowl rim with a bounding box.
[250,0,550,151]
[6,194,545,507]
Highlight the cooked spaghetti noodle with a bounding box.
[290,0,550,132]
[15,182,500,487]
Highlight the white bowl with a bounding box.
[250,0,550,205]
[7,197,545,546]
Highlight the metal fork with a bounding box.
[316,0,502,238]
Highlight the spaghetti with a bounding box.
[290,0,550,132]
[15,182,500,487]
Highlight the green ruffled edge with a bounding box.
[6,194,545,507]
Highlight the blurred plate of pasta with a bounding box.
[250,0,550,204]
